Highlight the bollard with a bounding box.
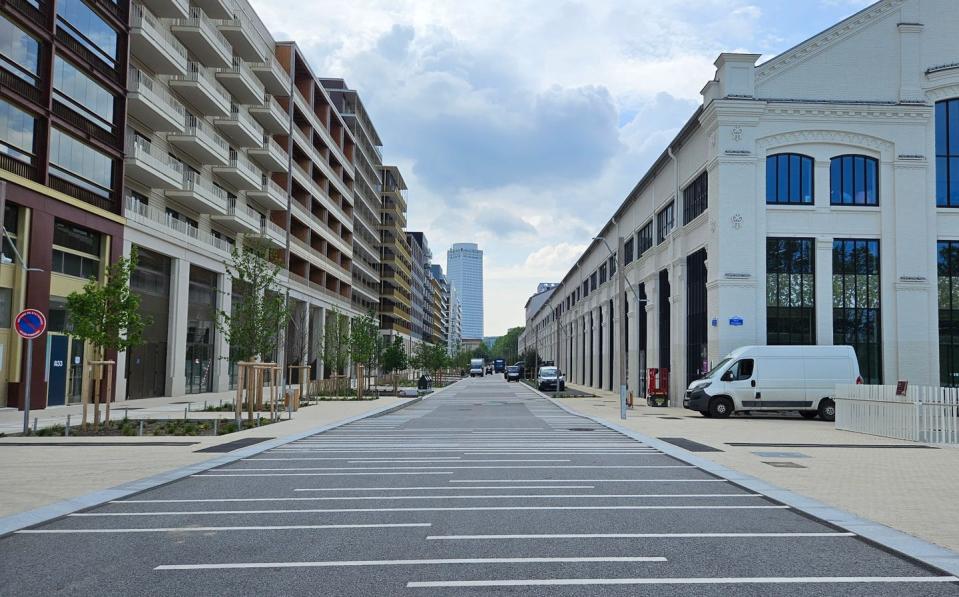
[213,418,218,435]
[187,402,191,413]
[138,420,144,436]
[65,414,71,437]
[204,400,207,410]
[184,407,188,421]
[33,417,38,433]
[287,402,292,420]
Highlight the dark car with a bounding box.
[513,362,525,378]
[505,365,521,382]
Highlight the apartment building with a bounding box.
[521,0,959,402]
[320,79,383,318]
[378,165,412,347]
[407,230,428,343]
[0,0,128,410]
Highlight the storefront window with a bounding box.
[833,239,881,383]
[939,240,959,386]
[767,238,815,345]
[186,266,217,394]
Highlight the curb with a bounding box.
[0,394,428,537]
[536,389,959,577]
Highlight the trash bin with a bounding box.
[417,375,429,390]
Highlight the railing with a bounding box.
[836,384,959,444]
[263,135,286,157]
[125,194,229,253]
[220,56,265,95]
[131,3,189,64]
[224,196,259,227]
[182,170,227,206]
[255,56,291,91]
[227,103,264,139]
[175,62,232,109]
[181,114,229,153]
[180,7,232,58]
[129,67,186,121]
[127,133,183,178]
[287,271,348,303]
[228,149,262,181]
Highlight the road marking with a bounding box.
[406,576,959,588]
[449,479,727,483]
[114,493,759,504]
[192,472,456,477]
[155,556,666,570]
[16,523,432,534]
[223,466,694,471]
[425,532,857,540]
[292,486,598,491]
[244,458,573,463]
[72,505,789,517]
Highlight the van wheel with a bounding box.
[818,399,836,422]
[800,411,818,419]
[708,397,734,419]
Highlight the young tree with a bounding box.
[322,309,350,392]
[381,336,407,394]
[349,310,382,394]
[67,246,148,426]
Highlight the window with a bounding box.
[727,359,754,381]
[939,240,959,386]
[609,254,616,276]
[0,14,40,85]
[936,99,959,207]
[48,128,113,198]
[766,238,815,345]
[766,153,813,204]
[1,202,18,264]
[590,272,597,291]
[0,287,11,327]
[53,57,115,131]
[56,0,118,68]
[830,155,878,206]
[656,201,674,244]
[0,98,36,165]
[637,221,653,256]
[683,171,708,224]
[52,220,101,279]
[623,238,634,264]
[833,239,881,383]
[599,264,607,285]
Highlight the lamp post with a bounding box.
[594,235,646,420]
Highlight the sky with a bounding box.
[250,0,875,337]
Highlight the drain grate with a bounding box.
[195,438,272,452]
[567,428,596,432]
[728,443,935,449]
[659,437,722,452]
[763,461,806,468]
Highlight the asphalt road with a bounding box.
[1,376,957,596]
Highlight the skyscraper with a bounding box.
[447,242,483,339]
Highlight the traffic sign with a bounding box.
[15,308,46,339]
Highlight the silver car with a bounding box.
[537,366,565,391]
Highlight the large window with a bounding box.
[656,201,674,244]
[833,239,881,383]
[48,128,113,198]
[623,237,634,264]
[936,99,959,207]
[766,238,815,345]
[939,240,959,386]
[0,14,40,85]
[53,56,115,131]
[766,153,813,204]
[599,264,607,285]
[830,155,878,206]
[56,0,118,69]
[52,219,101,279]
[0,98,36,168]
[683,171,707,224]
[637,221,652,257]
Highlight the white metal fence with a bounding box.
[835,384,959,444]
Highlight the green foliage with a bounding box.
[491,327,524,363]
[451,349,473,370]
[216,240,291,363]
[414,342,450,374]
[382,336,408,374]
[471,342,492,360]
[66,246,147,358]
[322,308,350,377]
[349,310,382,376]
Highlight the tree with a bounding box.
[67,246,148,427]
[491,327,524,363]
[322,308,350,392]
[472,342,491,360]
[452,349,472,372]
[349,310,382,394]
[381,336,408,393]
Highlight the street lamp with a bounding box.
[593,235,646,420]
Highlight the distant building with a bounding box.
[447,242,483,339]
[483,336,499,349]
[430,264,461,354]
[461,338,483,353]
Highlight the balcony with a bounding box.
[127,68,185,133]
[214,103,264,147]
[215,57,265,105]
[171,7,233,69]
[140,0,189,18]
[167,115,229,165]
[213,150,262,190]
[252,55,291,96]
[124,134,183,189]
[249,218,285,249]
[215,10,265,62]
[211,197,260,233]
[166,171,228,215]
[249,94,289,134]
[248,135,287,171]
[130,4,188,75]
[351,280,380,304]
[169,62,231,117]
[247,175,287,211]
[125,194,231,254]
[191,0,233,19]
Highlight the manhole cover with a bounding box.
[763,461,806,468]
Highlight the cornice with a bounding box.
[756,129,894,153]
[763,103,929,122]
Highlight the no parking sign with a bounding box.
[15,308,46,339]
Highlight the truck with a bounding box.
[469,358,485,377]
[493,358,506,373]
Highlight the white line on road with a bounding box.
[449,479,726,483]
[223,466,694,471]
[192,472,456,477]
[16,523,432,534]
[113,493,759,504]
[243,458,572,463]
[405,576,959,588]
[72,505,790,517]
[425,532,856,540]
[155,556,667,571]
[292,486,598,491]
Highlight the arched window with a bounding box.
[766,153,813,204]
[937,99,959,207]
[830,155,878,205]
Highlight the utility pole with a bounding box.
[617,236,627,420]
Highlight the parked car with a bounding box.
[469,358,485,377]
[493,358,506,373]
[536,366,565,391]
[505,365,521,382]
[682,345,861,421]
[513,362,525,378]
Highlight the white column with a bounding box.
[213,272,231,392]
[166,258,190,397]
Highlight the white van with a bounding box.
[682,345,861,421]
[469,358,485,377]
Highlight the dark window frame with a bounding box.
[656,201,674,244]
[936,99,959,208]
[830,154,879,206]
[637,221,653,256]
[833,238,882,384]
[766,153,814,205]
[766,237,816,345]
[938,240,959,386]
[682,171,708,225]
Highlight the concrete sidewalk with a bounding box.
[557,382,959,554]
[0,395,412,519]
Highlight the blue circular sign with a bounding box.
[15,308,46,339]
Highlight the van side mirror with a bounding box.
[720,371,734,382]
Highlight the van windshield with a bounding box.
[702,358,732,379]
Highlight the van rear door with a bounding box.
[803,356,850,405]
[753,357,810,410]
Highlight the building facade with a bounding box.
[407,230,427,341]
[446,242,483,339]
[378,164,413,347]
[1,0,128,410]
[521,0,959,401]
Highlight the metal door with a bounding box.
[46,334,68,407]
[68,338,84,404]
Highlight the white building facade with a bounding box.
[520,0,959,402]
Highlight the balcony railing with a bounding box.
[125,194,230,253]
[131,3,189,70]
[183,114,229,152]
[129,67,185,121]
[229,149,262,180]
[181,6,232,57]
[127,133,183,178]
[175,61,232,109]
[181,170,228,205]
